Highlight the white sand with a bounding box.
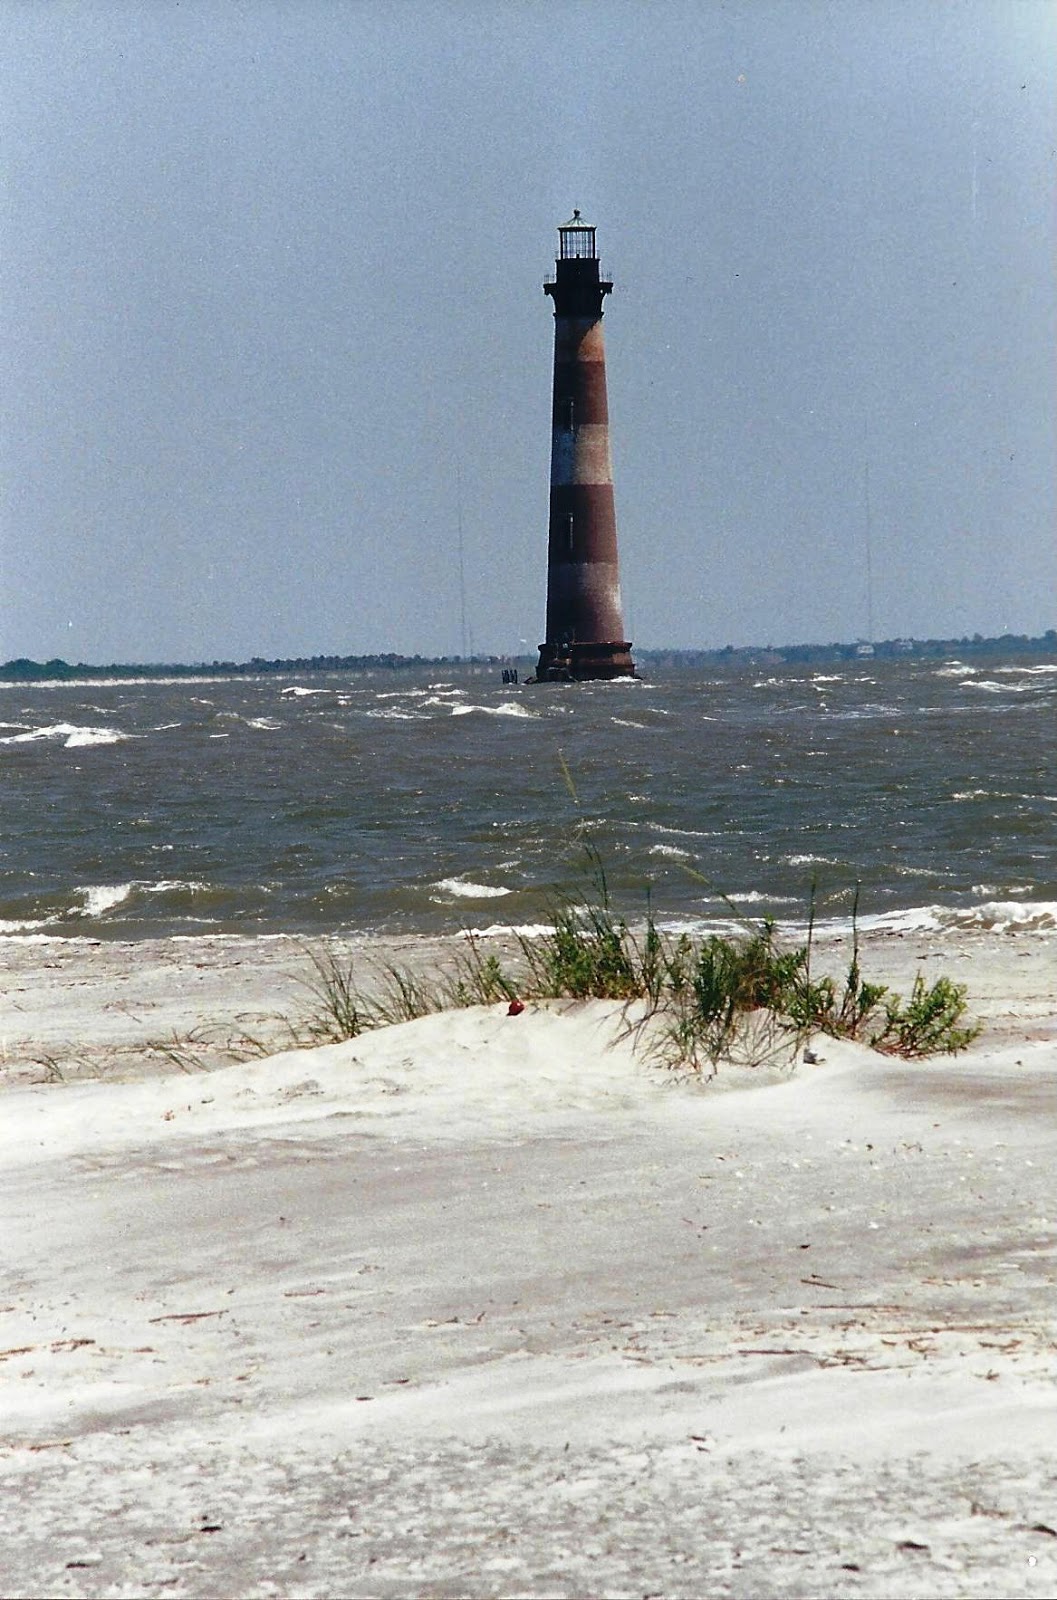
[1,926,1055,1597]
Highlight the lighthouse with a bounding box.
[534,212,637,682]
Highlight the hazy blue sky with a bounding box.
[3,0,1054,662]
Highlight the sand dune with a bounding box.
[1,930,1055,1597]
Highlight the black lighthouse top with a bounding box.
[545,210,613,319]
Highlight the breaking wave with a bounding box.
[848,901,1057,936]
[432,878,513,900]
[1,722,130,748]
[450,701,537,719]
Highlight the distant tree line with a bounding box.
[3,630,1055,683]
[0,652,511,682]
[638,630,1057,669]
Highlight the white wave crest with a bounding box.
[971,883,1034,898]
[726,891,800,905]
[0,675,231,690]
[66,726,129,747]
[1,722,129,748]
[966,680,1035,694]
[64,880,207,921]
[78,884,133,917]
[450,702,537,719]
[849,900,1057,936]
[942,901,1057,933]
[433,878,513,900]
[648,824,721,842]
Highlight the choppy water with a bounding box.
[2,656,1056,942]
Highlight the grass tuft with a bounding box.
[297,946,372,1043]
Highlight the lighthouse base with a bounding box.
[533,640,638,683]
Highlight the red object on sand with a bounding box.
[507,999,525,1016]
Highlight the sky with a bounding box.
[2,0,1055,663]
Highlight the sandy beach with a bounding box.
[2,922,1055,1597]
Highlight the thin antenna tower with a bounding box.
[863,458,876,643]
[456,462,473,659]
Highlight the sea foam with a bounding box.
[450,702,537,719]
[966,680,1037,694]
[78,884,134,917]
[433,878,513,899]
[845,901,1057,936]
[1,722,129,748]
[68,880,210,920]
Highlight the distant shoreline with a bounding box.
[4,629,1056,683]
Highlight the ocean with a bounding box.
[2,655,1056,943]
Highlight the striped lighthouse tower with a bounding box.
[534,212,637,683]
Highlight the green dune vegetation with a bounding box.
[290,853,978,1077]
